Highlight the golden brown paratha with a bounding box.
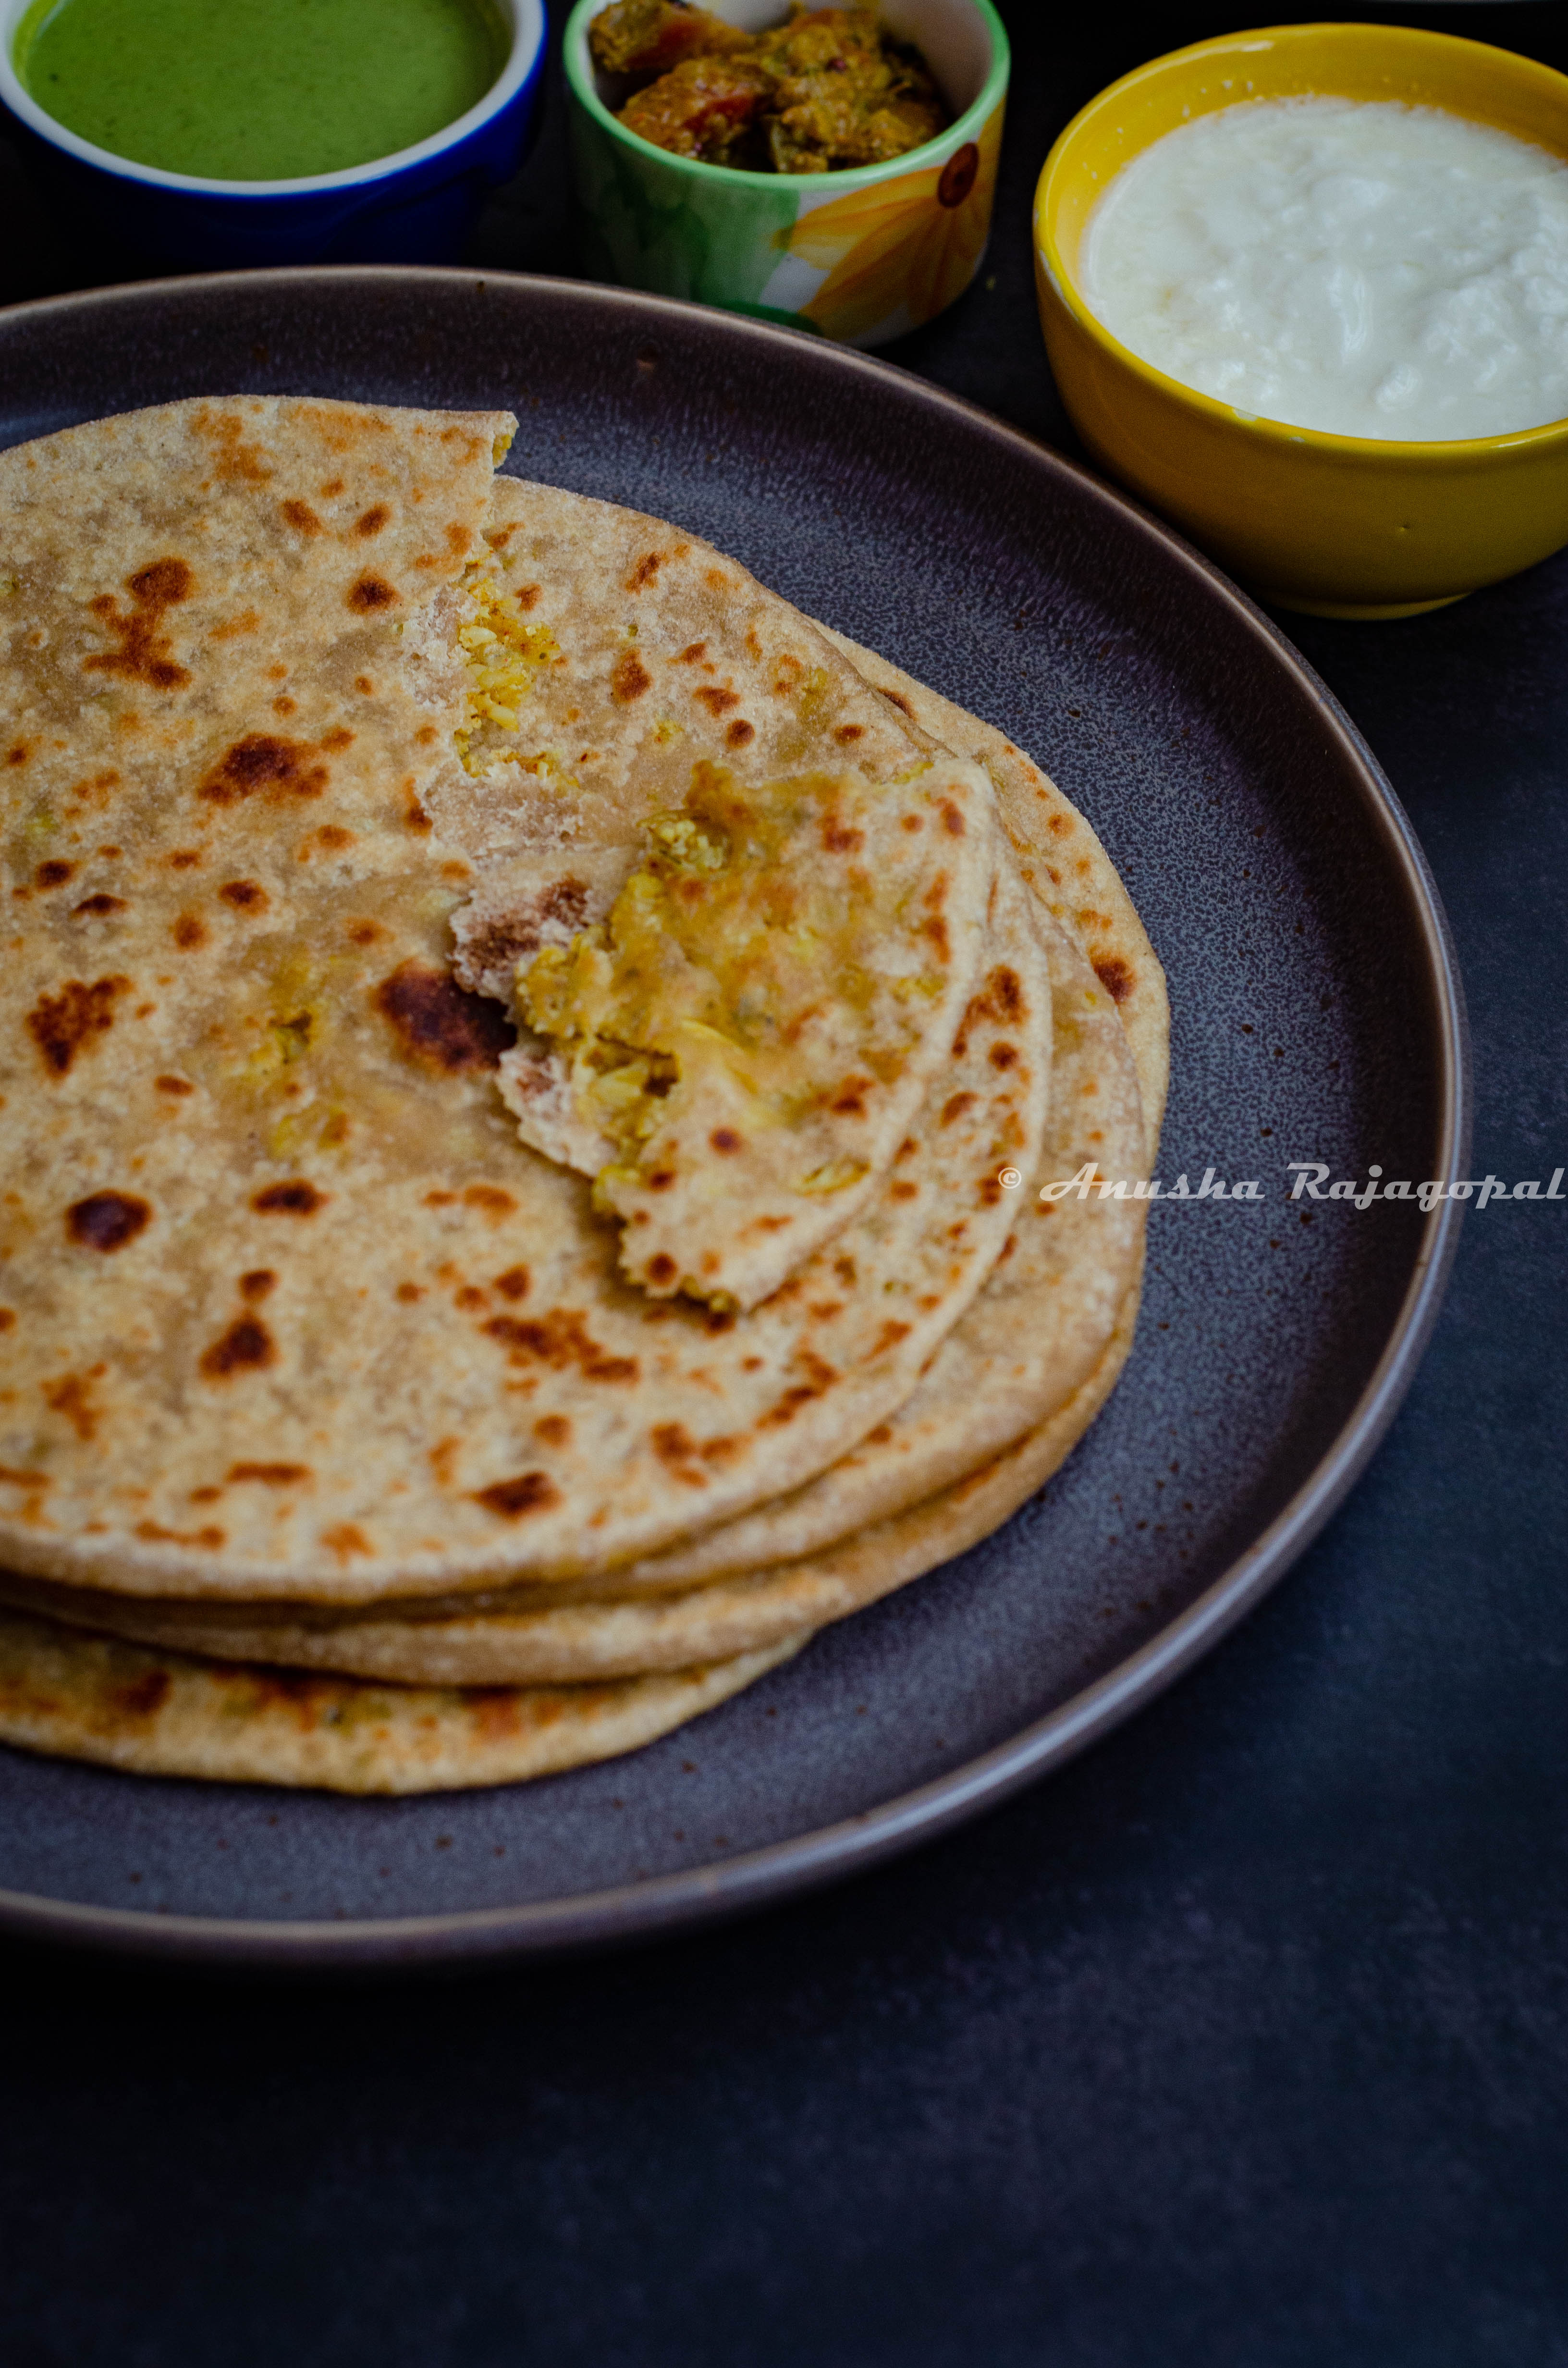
[816,628,1169,1157]
[0,445,1168,1795]
[3,420,1046,1605]
[5,751,1148,1691]
[5,846,1066,1656]
[453,478,1008,1311]
[3,1272,1139,1686]
[0,1601,799,1792]
[610,902,1144,1590]
[502,754,1003,1312]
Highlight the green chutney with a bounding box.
[13,0,511,181]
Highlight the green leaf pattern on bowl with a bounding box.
[570,109,801,310]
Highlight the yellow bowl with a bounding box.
[1033,22,1568,617]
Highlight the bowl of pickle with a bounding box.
[564,0,1009,345]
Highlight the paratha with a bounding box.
[443,488,1166,1147]
[454,479,1006,1310]
[2,420,1042,1604]
[3,621,1159,1685]
[816,627,1168,1158]
[7,725,1150,1681]
[2,1276,1139,1686]
[5,848,1070,1670]
[1,435,1169,1797]
[503,756,1001,1311]
[0,1602,799,1792]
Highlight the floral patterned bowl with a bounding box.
[564,0,1008,346]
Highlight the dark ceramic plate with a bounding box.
[0,271,1467,1969]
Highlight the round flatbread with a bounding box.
[0,1602,800,1793]
[2,448,1164,1806]
[607,900,1143,1590]
[452,479,1011,1311]
[7,795,1143,1679]
[816,627,1169,1157]
[2,420,1048,1604]
[2,1274,1140,1685]
[5,636,1155,1688]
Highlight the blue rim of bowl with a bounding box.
[1036,23,1568,462]
[0,0,546,197]
[0,272,1471,1975]
[563,0,1011,194]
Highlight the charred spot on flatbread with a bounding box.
[474,1471,561,1520]
[193,408,274,485]
[25,975,130,1077]
[612,650,652,702]
[65,1192,150,1252]
[482,1308,639,1385]
[198,733,330,806]
[83,558,193,691]
[374,961,515,1073]
[252,1180,324,1216]
[43,1369,107,1441]
[200,1315,277,1380]
[347,572,399,613]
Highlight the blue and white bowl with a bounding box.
[0,0,547,269]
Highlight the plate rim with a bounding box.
[0,267,1471,1969]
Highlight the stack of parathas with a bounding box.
[0,399,1165,1793]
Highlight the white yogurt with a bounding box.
[1079,97,1568,440]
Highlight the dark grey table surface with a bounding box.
[3,6,1567,2362]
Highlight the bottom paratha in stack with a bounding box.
[0,1606,800,1793]
[0,430,1165,1792]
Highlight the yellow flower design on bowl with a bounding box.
[564,0,1010,348]
[785,103,1004,346]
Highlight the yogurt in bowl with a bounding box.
[1034,24,1568,617]
[1080,96,1568,443]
